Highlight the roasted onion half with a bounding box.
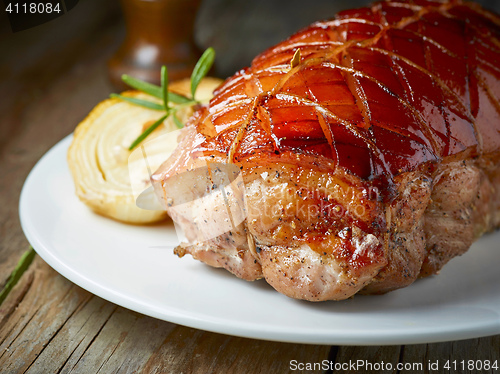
[67,77,222,224]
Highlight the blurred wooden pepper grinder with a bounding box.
[108,0,202,89]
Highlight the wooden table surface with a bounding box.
[1,1,499,373]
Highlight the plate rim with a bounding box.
[19,135,500,345]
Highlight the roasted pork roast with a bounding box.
[152,0,500,301]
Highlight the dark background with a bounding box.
[2,0,500,79]
[197,0,500,76]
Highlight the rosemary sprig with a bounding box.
[172,112,184,129]
[191,47,216,99]
[111,47,216,150]
[161,65,169,111]
[128,114,169,151]
[121,75,163,99]
[109,94,165,111]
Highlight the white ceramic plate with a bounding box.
[19,135,500,345]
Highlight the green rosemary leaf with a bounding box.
[129,113,169,150]
[161,66,169,111]
[121,74,191,104]
[110,94,164,111]
[169,92,193,104]
[121,75,163,99]
[172,112,184,129]
[0,247,35,306]
[115,46,216,150]
[191,47,215,99]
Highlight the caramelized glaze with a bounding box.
[190,0,500,185]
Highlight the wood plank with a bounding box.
[0,255,180,373]
[0,255,332,373]
[0,256,171,373]
[56,308,176,374]
[402,337,500,374]
[332,345,402,374]
[331,338,500,374]
[25,297,117,374]
[0,0,121,291]
[142,328,331,374]
[0,256,92,373]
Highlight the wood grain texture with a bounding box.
[0,257,92,373]
[333,345,402,374]
[0,0,122,291]
[0,0,499,372]
[0,256,331,374]
[143,328,331,374]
